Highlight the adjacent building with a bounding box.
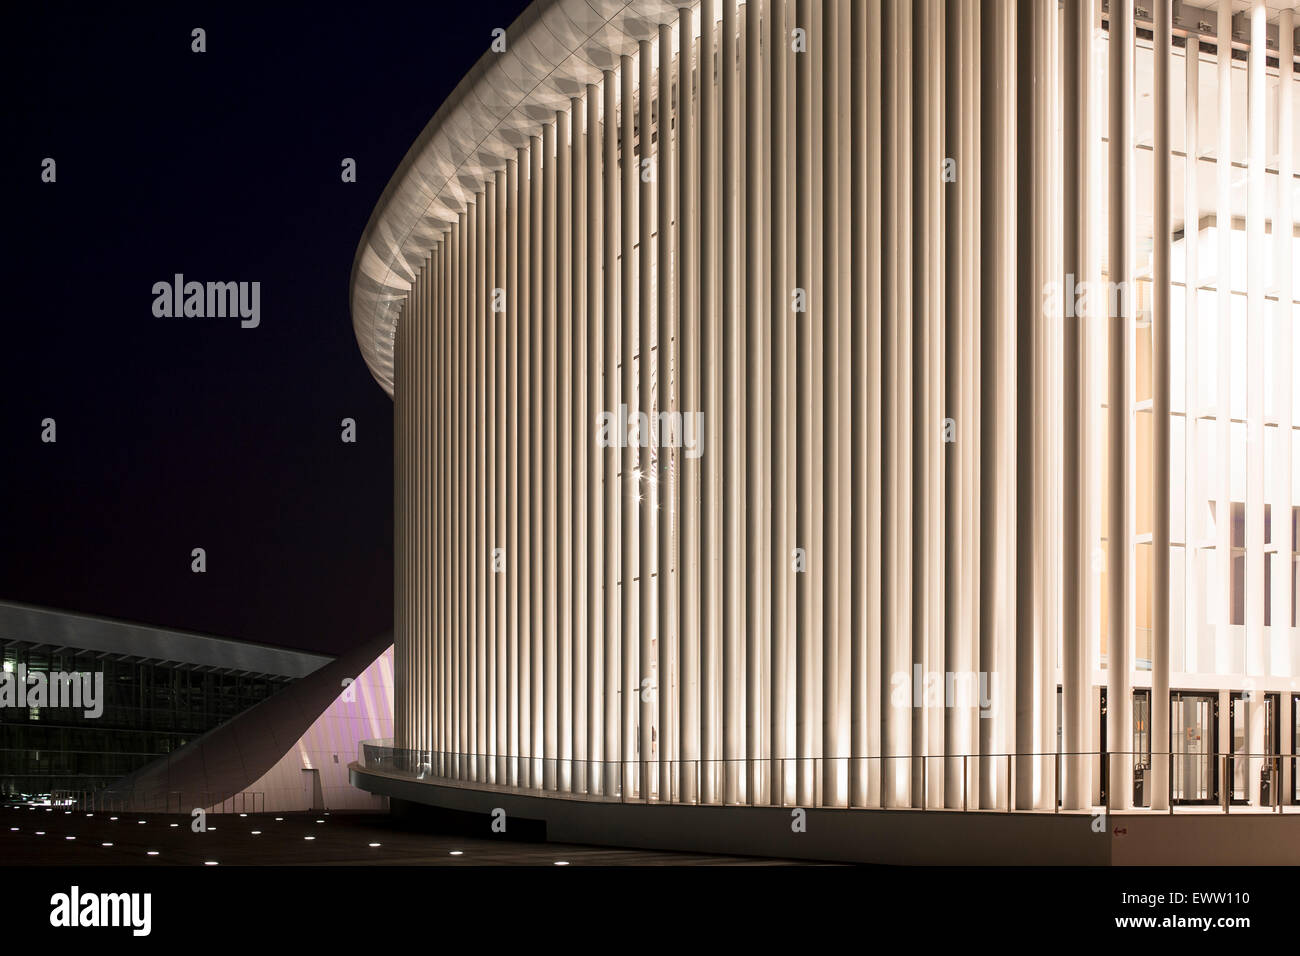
[0,602,328,802]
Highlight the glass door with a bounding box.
[1171,692,1217,805]
[1099,689,1153,806]
[1260,693,1279,806]
[1229,692,1249,804]
[1133,690,1151,807]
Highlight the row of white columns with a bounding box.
[389,0,1299,811]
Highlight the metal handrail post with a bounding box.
[1006,754,1012,812]
[1055,751,1061,813]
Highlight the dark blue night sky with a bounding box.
[3,1,530,655]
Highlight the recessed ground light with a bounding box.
[239,813,247,817]
[208,827,217,831]
[368,842,381,847]
[85,813,93,817]
[304,836,315,841]
[35,831,45,836]
[554,861,569,866]
[109,816,118,821]
[137,820,146,824]
[251,830,261,835]
[65,836,75,840]
[274,817,283,822]
[64,811,70,815]
[169,823,179,828]
[146,851,159,856]
[102,842,113,847]
[203,861,218,866]
[316,819,324,823]
[449,850,463,856]
[9,827,17,831]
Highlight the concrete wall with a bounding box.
[237,647,394,812]
[355,765,1300,865]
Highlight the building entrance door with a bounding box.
[1171,692,1217,805]
[1099,689,1150,806]
[301,768,323,811]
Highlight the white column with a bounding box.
[469,196,481,780]
[1273,7,1295,697]
[443,236,453,771]
[585,82,604,796]
[557,107,574,794]
[700,0,723,807]
[456,218,464,773]
[1245,0,1268,805]
[675,11,701,805]
[657,22,677,803]
[529,137,544,787]
[944,0,980,810]
[619,55,638,799]
[601,74,621,796]
[542,121,559,791]
[1183,29,1201,721]
[832,0,853,810]
[517,145,533,788]
[722,0,743,807]
[743,0,767,807]
[851,0,883,811]
[821,0,844,808]
[768,0,793,807]
[485,183,497,783]
[980,0,1015,811]
[1107,0,1136,811]
[1214,0,1233,683]
[507,157,520,786]
[915,0,944,810]
[1063,0,1095,812]
[1150,0,1172,812]
[571,99,587,796]
[882,0,913,810]
[637,40,657,801]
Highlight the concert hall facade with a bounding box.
[349,0,1300,863]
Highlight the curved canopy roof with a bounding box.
[349,0,691,396]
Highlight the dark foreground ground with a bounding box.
[0,804,803,866]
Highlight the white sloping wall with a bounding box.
[214,647,394,812]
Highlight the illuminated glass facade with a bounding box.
[0,603,330,802]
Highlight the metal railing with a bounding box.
[357,740,1296,813]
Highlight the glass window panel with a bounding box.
[1137,541,1152,667]
[1172,414,1186,542]
[1230,420,1247,502]
[1171,46,1186,155]
[1232,550,1245,626]
[1172,283,1186,413]
[1197,50,1217,161]
[1264,297,1276,421]
[1171,544,1187,672]
[1231,293,1246,421]
[1198,288,1217,410]
[1137,294,1152,401]
[1137,410,1153,536]
[1265,551,1273,628]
